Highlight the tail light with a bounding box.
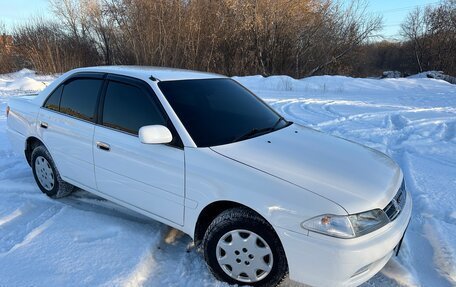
[6,106,10,117]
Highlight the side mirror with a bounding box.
[139,125,172,144]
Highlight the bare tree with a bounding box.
[2,0,389,76]
[401,8,426,72]
[0,22,16,73]
[13,17,100,73]
[49,0,88,39]
[306,0,383,76]
[401,0,456,75]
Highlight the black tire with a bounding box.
[31,145,75,198]
[202,207,288,287]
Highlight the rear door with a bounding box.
[38,73,104,190]
[93,75,185,225]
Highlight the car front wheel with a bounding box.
[202,207,288,286]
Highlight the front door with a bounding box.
[93,75,185,225]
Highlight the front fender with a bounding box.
[183,147,347,238]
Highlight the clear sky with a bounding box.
[367,0,440,40]
[0,0,441,40]
[0,0,50,30]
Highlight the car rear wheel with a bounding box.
[31,145,75,198]
[202,207,288,287]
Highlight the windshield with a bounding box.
[158,78,290,147]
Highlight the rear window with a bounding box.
[43,85,63,111]
[59,78,103,121]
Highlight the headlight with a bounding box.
[348,209,389,236]
[301,214,355,238]
[301,209,390,239]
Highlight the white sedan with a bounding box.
[6,66,412,287]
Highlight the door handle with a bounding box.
[40,122,48,129]
[96,141,111,151]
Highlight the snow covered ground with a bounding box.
[1,69,455,287]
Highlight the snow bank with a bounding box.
[1,71,455,287]
[408,71,456,85]
[0,69,53,91]
[234,74,454,95]
[4,77,47,91]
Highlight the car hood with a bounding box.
[211,124,402,214]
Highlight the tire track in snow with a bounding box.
[0,204,64,255]
[119,238,160,287]
[316,107,456,129]
[394,152,455,287]
[0,208,22,226]
[423,222,456,285]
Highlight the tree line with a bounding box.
[0,0,455,77]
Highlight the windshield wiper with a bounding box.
[232,117,288,143]
[271,116,287,131]
[232,127,273,143]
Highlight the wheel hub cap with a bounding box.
[35,156,54,191]
[216,229,273,283]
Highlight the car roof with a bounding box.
[71,66,226,82]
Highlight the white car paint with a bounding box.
[93,124,185,225]
[6,66,412,287]
[139,125,173,144]
[38,107,98,190]
[211,124,402,214]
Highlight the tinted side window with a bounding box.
[102,81,166,135]
[43,85,63,111]
[60,79,102,121]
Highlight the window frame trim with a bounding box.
[41,72,107,123]
[41,71,184,149]
[98,74,184,149]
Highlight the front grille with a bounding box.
[383,181,406,221]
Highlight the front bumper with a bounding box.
[276,191,412,287]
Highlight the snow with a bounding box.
[407,71,445,79]
[408,71,456,85]
[1,70,456,287]
[0,69,52,91]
